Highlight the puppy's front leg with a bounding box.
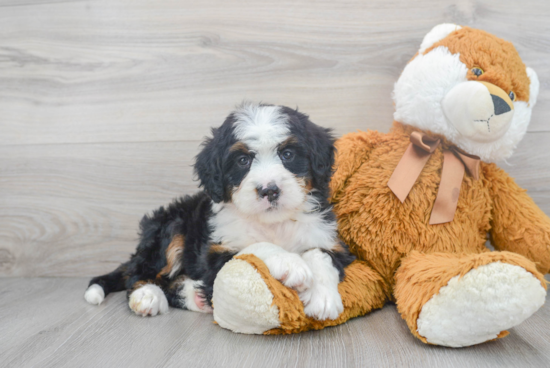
[238,242,313,292]
[299,249,344,321]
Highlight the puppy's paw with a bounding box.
[129,284,169,317]
[84,284,105,305]
[264,253,313,292]
[180,279,213,314]
[300,286,344,321]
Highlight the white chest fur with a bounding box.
[209,202,337,253]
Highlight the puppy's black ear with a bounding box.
[306,123,335,196]
[194,117,236,203]
[284,107,336,196]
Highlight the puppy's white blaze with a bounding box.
[84,284,105,305]
[300,249,343,321]
[233,103,290,151]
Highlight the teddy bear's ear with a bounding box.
[419,23,462,53]
[526,67,540,107]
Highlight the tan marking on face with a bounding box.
[297,177,313,195]
[423,27,530,102]
[229,141,251,154]
[278,136,299,150]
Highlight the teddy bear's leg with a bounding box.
[394,251,547,347]
[212,255,388,334]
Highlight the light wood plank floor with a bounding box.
[1,277,549,368]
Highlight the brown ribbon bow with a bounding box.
[387,131,480,225]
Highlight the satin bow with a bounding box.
[387,131,480,225]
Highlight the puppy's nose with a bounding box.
[257,184,280,202]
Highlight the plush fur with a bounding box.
[210,25,550,346]
[84,103,354,320]
[394,25,539,162]
[395,251,546,346]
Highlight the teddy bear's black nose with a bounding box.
[492,94,512,116]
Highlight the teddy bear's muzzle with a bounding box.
[442,81,514,143]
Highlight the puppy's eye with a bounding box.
[471,67,484,77]
[509,91,516,101]
[237,156,251,167]
[280,150,294,161]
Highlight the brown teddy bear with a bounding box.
[211,24,550,347]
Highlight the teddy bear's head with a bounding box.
[393,24,539,162]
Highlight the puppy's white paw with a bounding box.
[264,253,313,292]
[129,284,169,317]
[180,279,213,314]
[300,286,344,321]
[84,284,105,305]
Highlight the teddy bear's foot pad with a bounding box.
[213,258,281,334]
[416,262,546,347]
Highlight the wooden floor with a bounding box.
[1,0,550,366]
[1,277,549,368]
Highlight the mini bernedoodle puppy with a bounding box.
[84,102,355,321]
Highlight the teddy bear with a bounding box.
[210,24,550,348]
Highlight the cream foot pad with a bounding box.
[213,259,281,334]
[417,262,546,347]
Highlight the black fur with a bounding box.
[282,107,335,197]
[193,114,239,203]
[89,192,215,303]
[282,107,336,212]
[319,244,356,281]
[87,104,354,313]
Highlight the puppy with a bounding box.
[84,102,355,320]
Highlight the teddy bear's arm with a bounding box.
[330,130,383,203]
[484,163,550,274]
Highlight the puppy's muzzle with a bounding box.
[257,183,280,202]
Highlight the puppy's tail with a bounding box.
[84,263,128,305]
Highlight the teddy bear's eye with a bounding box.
[509,91,516,101]
[471,67,484,77]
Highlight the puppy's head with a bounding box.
[194,103,334,223]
